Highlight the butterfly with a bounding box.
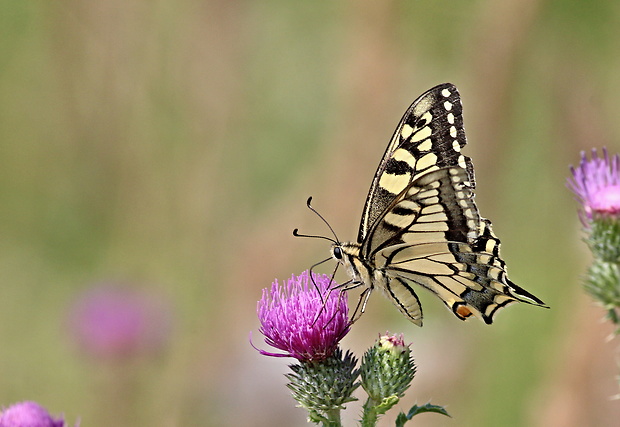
[327,83,546,326]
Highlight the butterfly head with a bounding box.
[329,241,369,285]
[329,242,360,262]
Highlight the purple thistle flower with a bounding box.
[67,283,172,360]
[568,148,620,223]
[0,402,69,427]
[255,270,350,362]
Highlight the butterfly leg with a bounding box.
[349,286,373,324]
[307,261,343,328]
[325,279,370,324]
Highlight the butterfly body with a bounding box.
[330,83,546,326]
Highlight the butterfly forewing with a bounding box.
[359,83,473,244]
[330,83,546,326]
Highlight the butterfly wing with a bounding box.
[358,83,473,244]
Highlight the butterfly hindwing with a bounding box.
[368,167,488,323]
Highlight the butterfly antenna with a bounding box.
[305,196,340,243]
[292,228,336,243]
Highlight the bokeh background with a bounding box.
[1,1,620,426]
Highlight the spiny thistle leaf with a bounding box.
[395,403,451,426]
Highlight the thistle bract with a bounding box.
[286,348,360,423]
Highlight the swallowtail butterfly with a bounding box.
[327,83,546,326]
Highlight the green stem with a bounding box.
[360,398,380,427]
[321,408,342,427]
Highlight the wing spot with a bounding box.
[420,112,433,125]
[441,88,452,97]
[412,98,433,117]
[417,152,438,170]
[401,124,413,139]
[452,140,461,152]
[458,155,468,169]
[396,200,419,212]
[478,254,492,264]
[455,304,473,320]
[385,212,413,228]
[465,210,477,220]
[490,279,505,291]
[411,125,432,142]
[379,172,411,195]
[392,148,417,168]
[421,203,444,214]
[447,113,455,124]
[450,126,458,138]
[444,101,453,111]
[417,187,439,197]
[417,139,433,151]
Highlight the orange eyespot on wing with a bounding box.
[455,304,473,320]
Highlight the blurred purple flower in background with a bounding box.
[0,401,72,427]
[67,283,172,360]
[568,148,620,223]
[255,270,350,362]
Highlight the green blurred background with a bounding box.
[1,1,620,426]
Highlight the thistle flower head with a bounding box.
[255,270,350,362]
[568,148,620,223]
[361,333,416,403]
[0,402,70,427]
